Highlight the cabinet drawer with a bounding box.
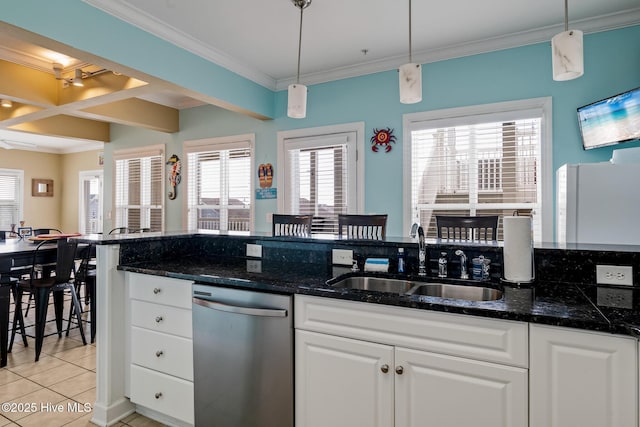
[295,295,528,368]
[130,365,194,425]
[131,326,193,381]
[128,273,192,309]
[131,299,192,338]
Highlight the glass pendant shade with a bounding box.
[551,29,584,81]
[287,83,307,119]
[399,63,422,104]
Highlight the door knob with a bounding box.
[395,366,404,375]
[380,364,389,373]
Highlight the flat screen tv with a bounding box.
[577,87,640,150]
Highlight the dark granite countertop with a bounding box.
[118,255,640,338]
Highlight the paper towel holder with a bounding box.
[501,214,536,286]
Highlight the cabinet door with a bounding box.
[295,330,394,427]
[530,324,637,427]
[395,347,528,427]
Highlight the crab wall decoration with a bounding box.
[371,127,396,152]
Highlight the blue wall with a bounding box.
[3,3,639,238]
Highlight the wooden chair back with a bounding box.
[272,214,313,237]
[338,214,388,240]
[435,215,499,241]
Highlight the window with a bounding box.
[79,170,103,234]
[278,123,364,234]
[113,145,164,232]
[404,98,552,242]
[0,169,23,230]
[184,134,254,232]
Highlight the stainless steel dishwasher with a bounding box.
[192,284,293,427]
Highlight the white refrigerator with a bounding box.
[556,162,640,245]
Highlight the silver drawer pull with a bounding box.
[156,350,164,357]
[153,287,161,294]
[395,366,404,375]
[380,364,389,373]
[155,316,163,323]
[155,392,162,399]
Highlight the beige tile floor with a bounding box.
[1,294,164,426]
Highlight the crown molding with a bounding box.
[86,1,640,92]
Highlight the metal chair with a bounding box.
[32,228,63,236]
[9,239,87,361]
[272,214,313,237]
[435,215,499,241]
[108,227,129,235]
[72,243,96,343]
[337,214,388,240]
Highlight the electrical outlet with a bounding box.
[596,265,633,286]
[597,287,633,309]
[332,249,353,266]
[246,243,262,258]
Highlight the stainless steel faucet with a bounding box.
[417,226,427,276]
[454,249,469,279]
[410,223,420,238]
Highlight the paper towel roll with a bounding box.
[503,216,534,282]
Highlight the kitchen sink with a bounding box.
[407,283,502,301]
[329,276,417,293]
[328,276,502,302]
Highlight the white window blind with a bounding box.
[185,136,253,232]
[114,146,164,231]
[410,116,542,241]
[283,134,354,234]
[0,169,23,230]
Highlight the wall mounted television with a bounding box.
[577,86,640,150]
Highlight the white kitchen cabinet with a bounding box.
[395,347,527,427]
[295,295,528,427]
[127,272,194,426]
[296,330,394,427]
[530,324,638,427]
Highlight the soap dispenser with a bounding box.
[397,248,405,273]
[438,252,448,278]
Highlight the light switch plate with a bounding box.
[596,265,633,286]
[246,243,262,258]
[332,249,353,266]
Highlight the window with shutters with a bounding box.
[0,169,23,231]
[184,135,253,232]
[278,123,363,235]
[113,145,164,232]
[404,98,552,242]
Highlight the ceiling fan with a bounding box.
[0,139,38,150]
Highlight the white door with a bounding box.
[79,170,103,234]
[295,330,394,427]
[395,346,528,427]
[530,324,638,427]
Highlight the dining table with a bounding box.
[0,238,59,367]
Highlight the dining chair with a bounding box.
[108,227,129,235]
[272,214,313,237]
[32,228,63,236]
[72,243,96,343]
[0,257,17,367]
[337,214,388,240]
[9,239,87,361]
[435,215,499,241]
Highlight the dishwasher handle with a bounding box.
[193,296,288,318]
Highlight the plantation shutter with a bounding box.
[283,134,353,234]
[0,170,22,230]
[114,145,164,231]
[410,116,541,241]
[184,136,253,232]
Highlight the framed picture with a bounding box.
[18,226,33,238]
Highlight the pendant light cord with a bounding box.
[564,0,568,31]
[296,5,304,84]
[408,0,413,63]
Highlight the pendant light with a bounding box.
[399,0,422,104]
[551,0,583,81]
[288,0,312,119]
